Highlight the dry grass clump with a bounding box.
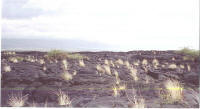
[25,56,36,62]
[112,85,119,97]
[124,61,130,68]
[96,64,112,76]
[187,64,191,71]
[118,84,126,91]
[152,59,159,68]
[4,65,11,72]
[39,59,45,65]
[132,97,145,108]
[182,56,195,61]
[115,59,124,65]
[4,51,16,55]
[62,60,68,70]
[113,70,119,78]
[161,64,165,68]
[129,97,145,108]
[180,64,185,69]
[103,65,111,75]
[96,64,105,74]
[168,64,177,69]
[104,59,115,67]
[43,66,47,71]
[115,77,121,85]
[142,59,148,65]
[160,79,183,103]
[61,71,73,81]
[9,57,18,63]
[72,70,77,76]
[133,60,140,66]
[8,92,28,107]
[104,59,109,65]
[129,67,138,81]
[112,84,126,97]
[109,60,115,67]
[127,92,146,108]
[79,60,85,67]
[54,89,71,106]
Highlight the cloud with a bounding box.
[2,0,199,50]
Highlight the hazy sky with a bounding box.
[2,0,199,50]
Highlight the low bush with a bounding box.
[47,50,87,60]
[176,47,199,58]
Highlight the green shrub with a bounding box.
[67,53,87,60]
[47,50,68,60]
[16,56,24,61]
[176,47,199,58]
[47,50,88,60]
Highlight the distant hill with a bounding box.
[1,38,118,52]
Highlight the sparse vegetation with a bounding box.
[62,60,68,70]
[124,61,130,68]
[113,70,119,78]
[182,56,195,61]
[2,50,198,108]
[187,64,191,71]
[103,65,111,75]
[47,50,87,60]
[161,64,165,68]
[115,77,121,85]
[112,84,126,97]
[152,59,159,68]
[8,92,28,107]
[4,51,16,55]
[130,67,138,81]
[142,59,148,65]
[160,79,183,104]
[109,60,115,67]
[145,75,150,84]
[25,56,36,62]
[72,70,77,76]
[112,85,119,97]
[133,60,140,66]
[4,65,11,72]
[177,47,199,58]
[115,59,124,65]
[118,84,126,91]
[39,59,45,64]
[126,91,146,108]
[129,97,145,108]
[54,89,71,106]
[61,71,73,81]
[9,57,18,63]
[96,64,105,74]
[47,50,68,60]
[104,59,109,65]
[180,65,185,69]
[79,60,85,67]
[43,66,47,71]
[67,53,88,60]
[168,64,177,69]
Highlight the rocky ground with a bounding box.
[1,50,199,108]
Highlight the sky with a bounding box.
[1,0,199,50]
